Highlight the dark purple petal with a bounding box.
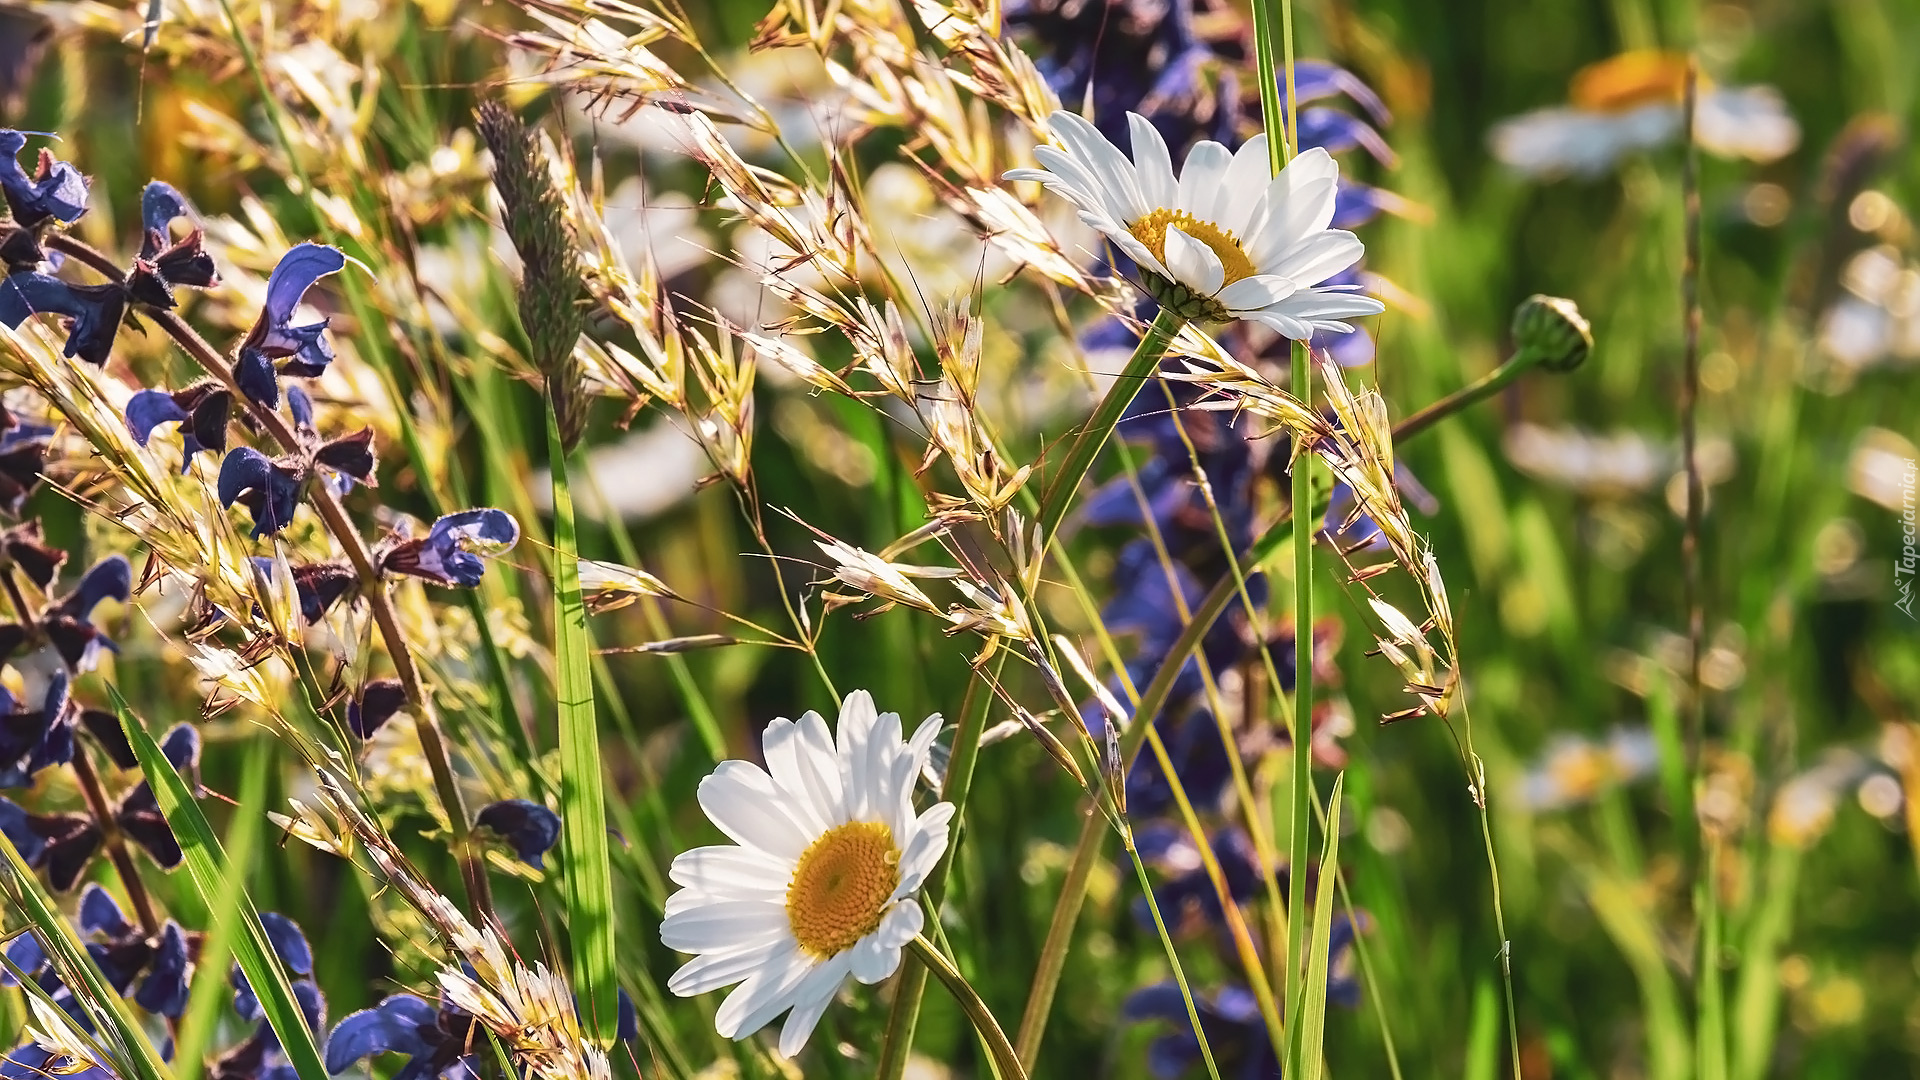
[218,448,302,538]
[140,182,191,250]
[234,348,279,409]
[291,562,356,623]
[0,272,124,365]
[476,799,561,869]
[313,428,376,486]
[32,811,100,891]
[55,554,130,620]
[0,442,43,515]
[188,388,232,458]
[126,390,191,446]
[259,912,313,975]
[1297,106,1395,165]
[0,796,42,863]
[348,678,406,739]
[1,520,64,587]
[286,385,315,431]
[80,709,136,769]
[0,131,88,227]
[1283,60,1392,126]
[133,922,191,1017]
[78,881,131,937]
[325,994,439,1074]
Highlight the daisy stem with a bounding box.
[907,934,1029,1080]
[1035,309,1184,545]
[875,651,1002,1080]
[1015,367,1513,1065]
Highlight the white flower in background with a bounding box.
[1491,51,1799,178]
[1004,110,1384,337]
[1820,245,1920,373]
[661,691,954,1057]
[1517,726,1659,811]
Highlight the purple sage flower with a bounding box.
[475,798,562,868]
[234,242,348,407]
[0,271,125,365]
[0,130,87,228]
[218,448,303,538]
[380,509,520,588]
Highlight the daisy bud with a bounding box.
[1510,294,1592,373]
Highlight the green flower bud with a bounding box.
[1140,269,1228,323]
[1511,294,1592,373]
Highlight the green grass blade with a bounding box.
[547,408,619,1047]
[172,737,271,1080]
[108,685,328,1080]
[1295,772,1344,1080]
[0,841,172,1080]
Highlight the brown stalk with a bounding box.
[47,233,495,922]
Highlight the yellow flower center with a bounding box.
[1569,51,1691,112]
[1127,208,1258,289]
[785,820,900,958]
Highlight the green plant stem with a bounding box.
[876,654,1001,1080]
[1036,309,1184,543]
[908,934,1030,1080]
[548,410,620,1048]
[1014,367,1516,1063]
[44,233,494,924]
[67,746,160,935]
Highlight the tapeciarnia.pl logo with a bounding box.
[1898,456,1917,620]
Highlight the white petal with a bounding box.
[848,906,916,984]
[1268,229,1365,288]
[1052,110,1147,223]
[866,708,904,828]
[714,942,813,1040]
[877,900,923,950]
[1105,230,1169,279]
[1127,113,1178,209]
[763,713,844,827]
[1267,287,1387,321]
[1164,225,1225,297]
[699,763,814,860]
[669,942,779,997]
[1031,147,1109,210]
[1215,274,1298,312]
[1697,86,1799,162]
[1218,134,1273,235]
[1246,310,1316,341]
[668,845,794,895]
[775,964,847,1058]
[895,801,956,894]
[1175,140,1233,224]
[659,900,789,953]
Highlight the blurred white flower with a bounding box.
[1847,427,1918,511]
[601,178,712,280]
[1491,51,1798,178]
[1517,726,1660,811]
[1819,246,1920,372]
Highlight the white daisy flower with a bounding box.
[1004,110,1384,338]
[1490,51,1799,179]
[661,690,954,1057]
